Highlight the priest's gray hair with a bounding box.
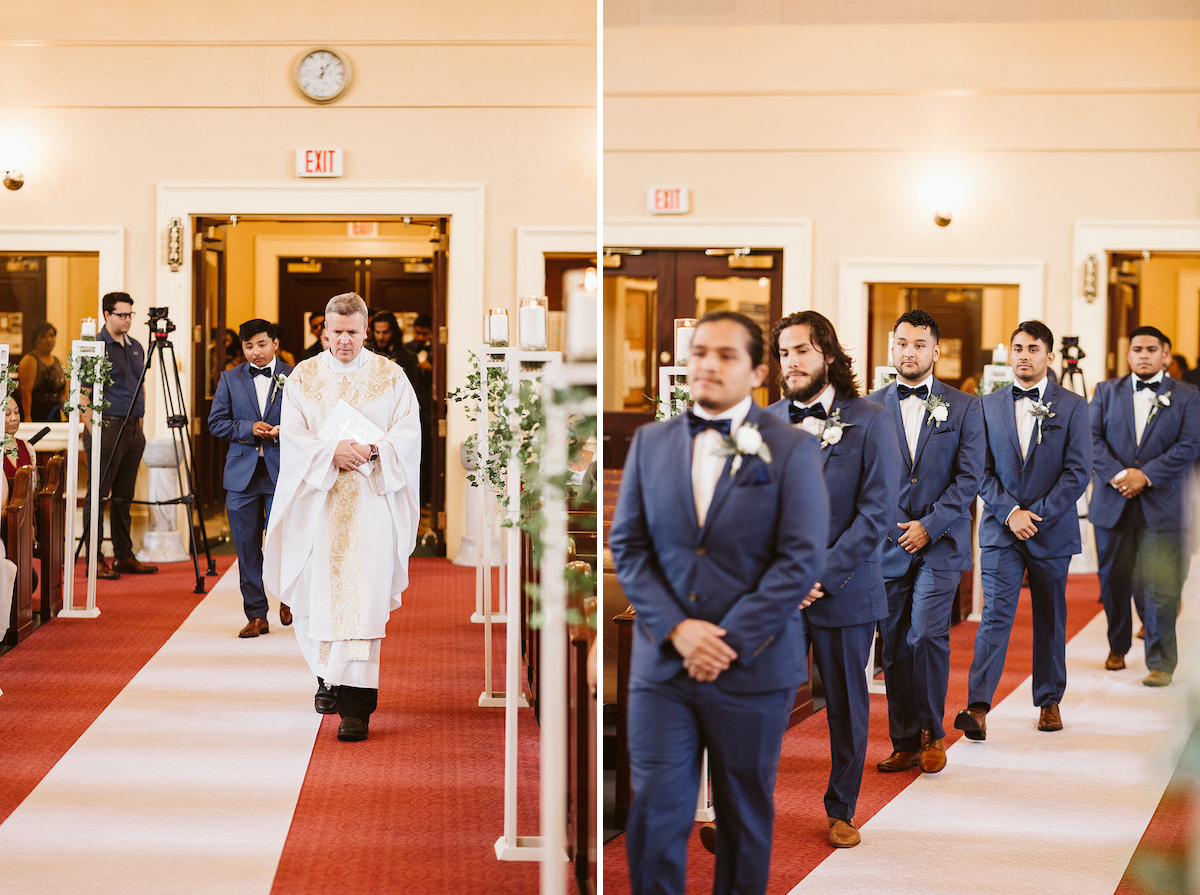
[325,292,368,324]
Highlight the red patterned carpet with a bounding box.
[602,575,1113,893]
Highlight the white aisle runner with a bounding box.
[0,565,320,895]
[788,573,1200,895]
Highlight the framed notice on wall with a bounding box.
[0,311,23,354]
[935,337,962,380]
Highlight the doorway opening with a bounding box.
[192,215,449,555]
[601,247,783,468]
[1105,251,1200,381]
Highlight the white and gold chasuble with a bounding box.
[263,349,421,688]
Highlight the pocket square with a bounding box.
[738,463,772,486]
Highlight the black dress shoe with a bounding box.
[314,684,337,715]
[337,717,369,742]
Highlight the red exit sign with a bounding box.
[647,186,690,215]
[295,148,344,178]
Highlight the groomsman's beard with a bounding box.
[895,358,933,385]
[780,366,828,404]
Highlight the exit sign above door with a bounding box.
[647,186,689,215]
[295,148,344,177]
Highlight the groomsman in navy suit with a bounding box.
[954,320,1091,739]
[208,319,294,639]
[765,310,900,848]
[866,310,983,775]
[1089,325,1200,687]
[610,311,828,895]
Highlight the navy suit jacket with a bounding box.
[609,402,829,694]
[865,379,984,575]
[978,380,1092,558]
[1088,375,1200,532]
[765,394,901,628]
[207,361,294,492]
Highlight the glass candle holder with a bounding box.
[565,268,598,361]
[674,318,697,364]
[81,318,96,338]
[518,295,548,351]
[486,308,509,347]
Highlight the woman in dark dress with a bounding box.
[18,321,67,423]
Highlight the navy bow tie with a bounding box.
[1012,386,1040,402]
[685,411,731,439]
[1136,378,1162,392]
[789,403,828,425]
[249,365,272,378]
[896,383,929,401]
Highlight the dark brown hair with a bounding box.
[770,310,860,397]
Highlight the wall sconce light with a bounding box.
[919,175,957,227]
[0,136,27,190]
[167,217,183,271]
[1082,254,1098,302]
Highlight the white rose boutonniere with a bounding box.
[1147,389,1171,427]
[1028,399,1056,445]
[269,372,287,404]
[922,393,949,427]
[714,422,773,477]
[820,408,855,450]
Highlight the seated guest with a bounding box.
[18,321,67,422]
[3,396,36,484]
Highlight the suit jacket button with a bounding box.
[696,547,706,556]
[688,592,698,602]
[910,477,919,484]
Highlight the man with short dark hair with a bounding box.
[1089,325,1199,687]
[208,319,294,639]
[955,320,1091,738]
[764,310,900,848]
[610,310,828,895]
[866,309,983,775]
[83,292,158,578]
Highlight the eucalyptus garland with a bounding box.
[61,349,116,426]
[649,384,692,420]
[0,363,17,457]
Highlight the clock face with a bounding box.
[294,48,350,104]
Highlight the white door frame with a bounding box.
[1072,220,1200,388]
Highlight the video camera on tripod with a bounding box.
[147,306,176,340]
[1060,336,1087,395]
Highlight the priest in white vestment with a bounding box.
[263,292,421,742]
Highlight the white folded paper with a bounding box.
[318,399,385,477]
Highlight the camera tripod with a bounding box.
[77,319,216,594]
[1061,361,1087,396]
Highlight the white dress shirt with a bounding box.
[248,357,277,416]
[691,396,752,527]
[1014,377,1047,461]
[1133,371,1165,446]
[897,375,932,460]
[793,384,835,439]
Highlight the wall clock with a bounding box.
[293,48,351,104]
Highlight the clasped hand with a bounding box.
[332,439,372,471]
[670,619,737,683]
[897,519,931,553]
[252,421,280,440]
[1110,468,1148,499]
[1008,508,1042,540]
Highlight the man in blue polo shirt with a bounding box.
[84,292,159,579]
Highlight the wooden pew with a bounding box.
[4,466,36,646]
[37,454,66,622]
[566,573,596,895]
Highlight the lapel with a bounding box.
[910,379,940,468]
[264,365,287,418]
[883,384,910,472]
[821,395,849,469]
[1135,374,1173,458]
[671,415,701,538]
[1116,375,1137,454]
[238,364,263,421]
[997,383,1023,463]
[1023,380,1058,468]
[700,404,757,540]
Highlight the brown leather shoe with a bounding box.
[1143,670,1173,687]
[698,821,717,854]
[918,729,947,773]
[827,817,860,848]
[953,704,987,741]
[238,618,269,638]
[876,748,920,772]
[280,604,293,626]
[95,557,120,580]
[1105,651,1126,671]
[1037,702,1063,731]
[112,557,159,574]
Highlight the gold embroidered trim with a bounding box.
[292,352,401,409]
[328,470,363,640]
[347,640,371,661]
[319,641,331,664]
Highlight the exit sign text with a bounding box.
[295,148,344,178]
[647,186,689,215]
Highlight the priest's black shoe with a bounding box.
[337,717,369,742]
[314,681,337,715]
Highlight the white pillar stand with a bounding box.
[455,443,503,571]
[60,337,103,619]
[137,437,191,563]
[494,348,560,863]
[695,750,715,822]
